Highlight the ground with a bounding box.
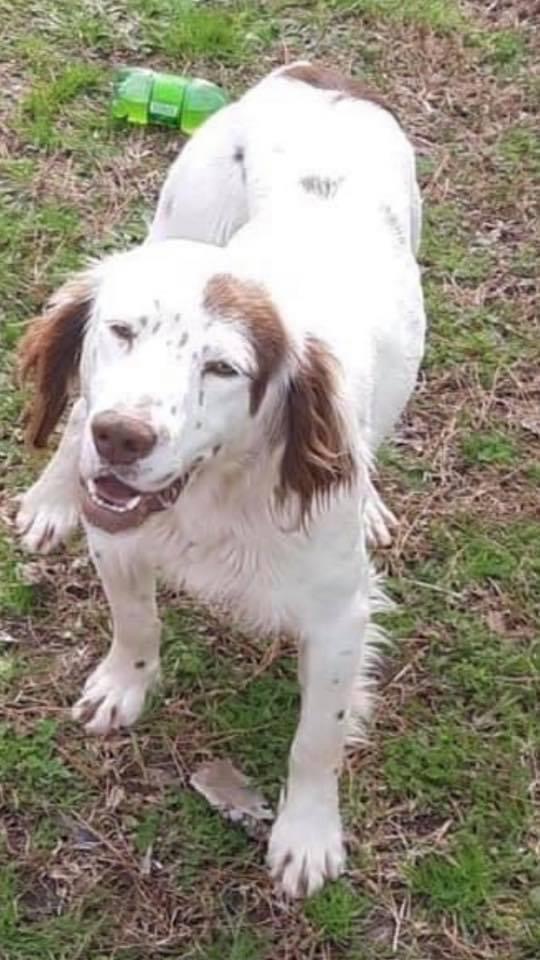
[0,1,538,958]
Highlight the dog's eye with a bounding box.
[110,323,135,343]
[203,360,239,378]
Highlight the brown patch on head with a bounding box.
[203,274,287,415]
[276,337,356,521]
[18,271,95,447]
[283,62,398,123]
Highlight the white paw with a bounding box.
[16,491,79,553]
[267,798,345,897]
[364,487,396,548]
[72,653,159,734]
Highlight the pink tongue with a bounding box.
[94,475,140,505]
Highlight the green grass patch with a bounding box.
[329,0,467,33]
[0,719,81,810]
[0,533,38,617]
[525,462,540,487]
[421,203,493,285]
[129,0,274,63]
[0,865,107,960]
[161,608,236,691]
[497,125,540,177]
[445,522,537,588]
[198,927,268,960]
[163,791,251,884]
[0,651,23,687]
[305,882,371,945]
[408,836,496,925]
[412,519,539,611]
[424,286,527,373]
[469,28,528,72]
[0,196,87,323]
[460,429,519,467]
[512,242,537,279]
[133,808,162,854]
[201,668,298,787]
[17,62,107,149]
[378,444,433,490]
[384,717,485,807]
[385,710,530,831]
[429,615,538,716]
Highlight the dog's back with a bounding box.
[148,61,421,257]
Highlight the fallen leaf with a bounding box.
[190,758,273,830]
[486,610,506,635]
[520,417,540,438]
[106,784,126,810]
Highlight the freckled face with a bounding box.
[76,247,288,532]
[79,294,258,495]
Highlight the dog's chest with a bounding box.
[152,479,297,631]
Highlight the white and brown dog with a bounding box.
[16,63,425,896]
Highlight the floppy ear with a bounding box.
[277,337,356,520]
[18,271,96,448]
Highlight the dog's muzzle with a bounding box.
[81,471,190,533]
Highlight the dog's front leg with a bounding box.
[268,592,369,897]
[16,398,86,552]
[72,529,161,734]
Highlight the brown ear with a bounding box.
[18,272,95,447]
[277,337,356,520]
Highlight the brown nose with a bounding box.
[91,411,157,466]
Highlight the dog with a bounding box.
[15,62,425,897]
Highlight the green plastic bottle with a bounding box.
[112,67,229,135]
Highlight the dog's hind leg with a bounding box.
[364,478,397,547]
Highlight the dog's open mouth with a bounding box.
[81,472,188,533]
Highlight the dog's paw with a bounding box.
[267,799,345,897]
[72,653,159,734]
[364,486,396,548]
[16,492,79,553]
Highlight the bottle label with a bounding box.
[150,100,179,120]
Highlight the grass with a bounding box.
[0,720,81,809]
[460,429,519,466]
[0,533,39,616]
[408,837,497,923]
[329,0,468,33]
[305,883,371,945]
[0,0,538,958]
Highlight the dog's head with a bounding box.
[19,240,355,531]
